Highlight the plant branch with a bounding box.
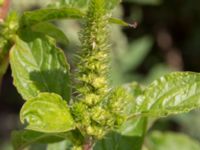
[0,0,10,21]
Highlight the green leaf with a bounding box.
[109,17,130,26]
[11,130,70,150]
[20,8,85,26]
[146,131,200,150]
[10,31,70,101]
[47,140,72,150]
[94,131,143,150]
[119,118,147,137]
[31,22,69,45]
[20,93,75,133]
[134,72,200,117]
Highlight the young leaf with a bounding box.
[109,17,130,27]
[20,8,85,26]
[11,130,70,150]
[31,22,69,45]
[146,131,200,150]
[10,32,70,101]
[20,93,75,133]
[134,72,200,117]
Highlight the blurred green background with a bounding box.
[1,0,200,149]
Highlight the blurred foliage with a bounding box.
[146,131,200,150]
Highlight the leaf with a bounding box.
[94,131,143,150]
[109,17,130,26]
[146,131,200,150]
[119,118,147,137]
[20,8,85,26]
[11,130,71,150]
[47,140,72,150]
[31,22,69,45]
[20,93,75,133]
[134,72,200,117]
[10,31,70,101]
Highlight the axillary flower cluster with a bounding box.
[71,0,134,139]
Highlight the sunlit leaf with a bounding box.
[134,72,200,117]
[47,140,72,150]
[20,93,75,133]
[10,31,70,101]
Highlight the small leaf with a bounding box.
[47,140,72,150]
[109,17,130,26]
[20,93,75,133]
[11,130,71,150]
[32,22,69,45]
[20,8,85,26]
[10,31,70,101]
[118,118,147,137]
[134,72,200,117]
[146,131,200,150]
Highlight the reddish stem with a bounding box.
[83,138,93,150]
[0,0,10,21]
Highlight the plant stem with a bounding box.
[83,138,94,150]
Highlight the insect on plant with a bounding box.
[1,0,200,150]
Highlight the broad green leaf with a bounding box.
[11,130,71,150]
[134,72,200,117]
[94,132,143,150]
[47,140,72,150]
[31,22,69,45]
[20,8,85,26]
[146,131,200,150]
[20,93,75,133]
[10,31,70,100]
